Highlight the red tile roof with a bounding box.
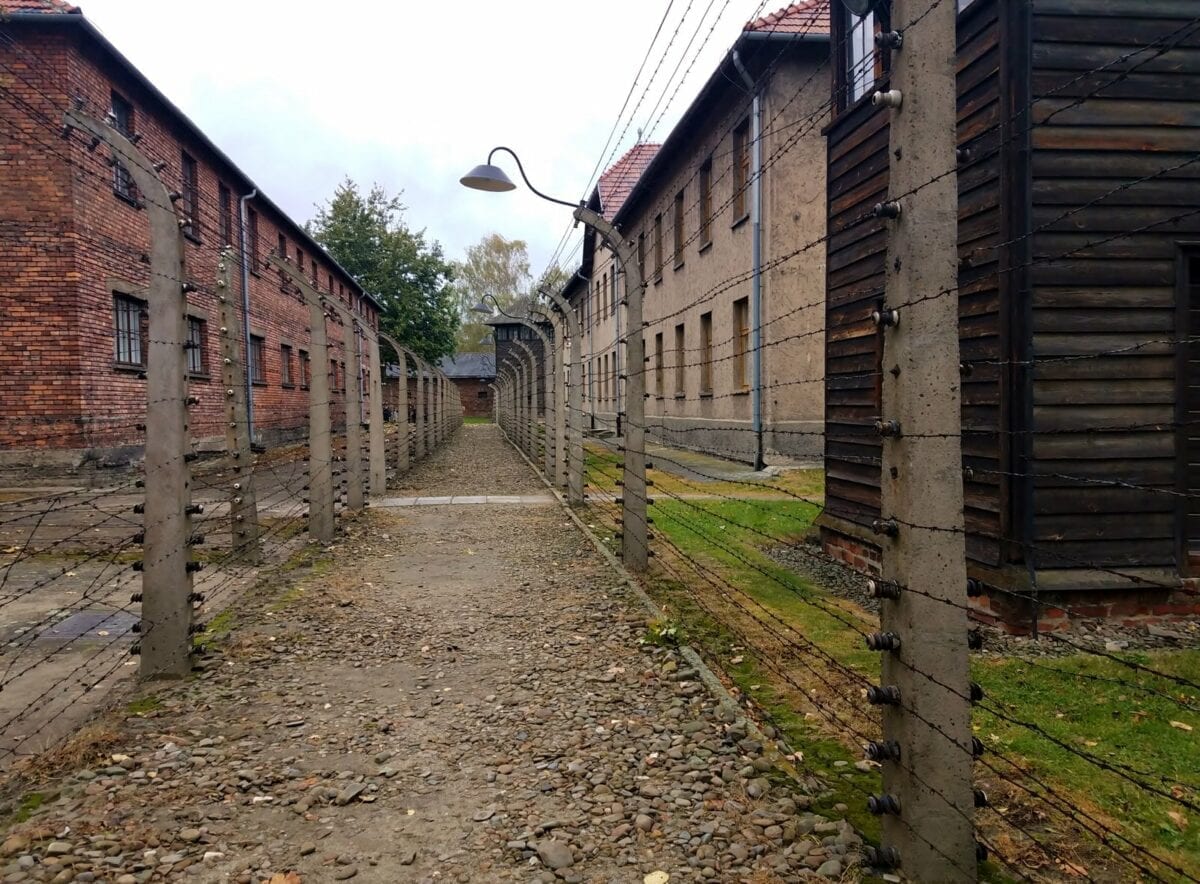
[0,0,80,12]
[744,0,830,35]
[598,142,661,219]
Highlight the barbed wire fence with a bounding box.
[0,74,461,766]
[495,1,1200,880]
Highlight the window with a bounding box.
[601,273,608,320]
[277,234,288,288]
[733,297,750,390]
[181,152,200,240]
[733,122,750,220]
[637,233,646,284]
[249,334,266,385]
[653,214,664,280]
[247,209,260,272]
[218,184,233,246]
[699,158,713,247]
[700,311,713,395]
[674,323,685,396]
[331,359,340,392]
[186,317,206,376]
[299,348,310,389]
[610,268,618,316]
[113,293,145,367]
[280,344,294,386]
[328,273,334,294]
[297,251,305,278]
[848,11,877,102]
[673,188,685,267]
[110,91,137,203]
[654,332,664,398]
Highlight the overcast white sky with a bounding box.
[77,0,768,277]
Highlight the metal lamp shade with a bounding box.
[460,164,516,193]
[469,300,492,314]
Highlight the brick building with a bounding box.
[570,1,830,464]
[0,1,379,479]
[439,353,496,418]
[382,353,495,421]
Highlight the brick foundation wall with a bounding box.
[820,526,881,576]
[821,524,1200,633]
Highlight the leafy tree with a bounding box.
[453,234,571,352]
[307,179,458,364]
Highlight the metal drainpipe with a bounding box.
[614,262,622,437]
[238,189,257,444]
[732,51,765,470]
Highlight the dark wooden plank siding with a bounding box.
[1028,0,1200,572]
[823,0,1008,567]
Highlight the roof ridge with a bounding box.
[0,0,81,12]
[744,0,830,34]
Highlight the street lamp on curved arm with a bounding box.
[460,147,581,209]
[459,148,647,569]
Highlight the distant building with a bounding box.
[0,1,379,481]
[439,353,496,418]
[487,315,553,416]
[568,1,831,464]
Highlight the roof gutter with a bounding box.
[4,11,379,311]
[739,30,830,44]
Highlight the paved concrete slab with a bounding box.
[373,495,555,508]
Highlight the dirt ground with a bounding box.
[0,425,858,883]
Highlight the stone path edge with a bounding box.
[497,426,801,780]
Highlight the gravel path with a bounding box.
[0,425,860,883]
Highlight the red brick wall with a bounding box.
[0,26,377,457]
[380,374,493,420]
[0,31,84,449]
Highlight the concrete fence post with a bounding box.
[541,289,583,505]
[516,310,556,481]
[366,327,386,498]
[267,254,333,542]
[530,305,564,489]
[574,207,647,570]
[378,333,410,476]
[331,307,364,512]
[512,339,540,471]
[413,358,427,461]
[64,107,196,678]
[873,1,977,879]
[216,248,260,563]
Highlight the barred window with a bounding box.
[186,317,206,375]
[249,334,266,384]
[181,152,200,239]
[280,344,294,386]
[111,91,137,203]
[113,293,145,367]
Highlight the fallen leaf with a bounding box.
[729,655,744,665]
[268,874,302,884]
[1168,811,1188,831]
[1170,721,1194,732]
[1059,861,1089,878]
